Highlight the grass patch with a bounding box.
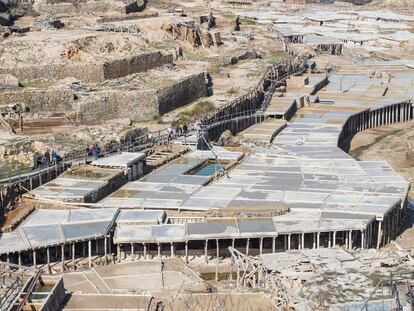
[369,273,385,287]
[0,159,32,179]
[200,272,237,281]
[226,87,238,96]
[21,79,54,88]
[263,51,289,64]
[240,18,256,26]
[174,100,216,125]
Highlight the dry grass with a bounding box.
[174,100,216,125]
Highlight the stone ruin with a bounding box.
[162,20,221,48]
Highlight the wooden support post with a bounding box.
[88,240,92,269]
[288,234,291,251]
[205,240,208,263]
[214,239,220,283]
[117,244,121,263]
[33,249,36,267]
[104,237,108,264]
[313,233,316,249]
[61,244,65,272]
[46,247,50,272]
[317,232,320,249]
[301,233,305,250]
[72,243,75,270]
[361,230,365,249]
[259,238,263,255]
[185,241,188,263]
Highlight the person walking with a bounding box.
[51,150,58,165]
[44,149,51,167]
[178,122,184,136]
[167,127,173,143]
[183,123,188,145]
[94,144,101,160]
[33,152,42,169]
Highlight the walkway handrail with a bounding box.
[201,109,262,128]
[0,128,172,189]
[0,278,22,309]
[198,58,307,128]
[15,269,42,311]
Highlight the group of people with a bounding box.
[166,121,189,143]
[85,143,102,161]
[176,121,189,136]
[33,150,61,169]
[90,144,102,160]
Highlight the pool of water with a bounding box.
[191,163,224,176]
[34,283,55,292]
[29,293,48,301]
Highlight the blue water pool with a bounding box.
[192,163,224,176]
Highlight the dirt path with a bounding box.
[350,120,414,250]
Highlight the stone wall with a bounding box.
[157,73,207,115]
[103,52,173,81]
[74,73,207,123]
[76,89,157,123]
[77,73,207,122]
[0,52,173,83]
[97,11,158,23]
[0,88,74,112]
[34,0,132,14]
[0,63,104,84]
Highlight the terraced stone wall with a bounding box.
[0,52,174,83]
[76,89,157,123]
[34,0,132,14]
[0,63,105,84]
[0,88,74,112]
[102,52,173,81]
[77,73,208,122]
[157,72,208,115]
